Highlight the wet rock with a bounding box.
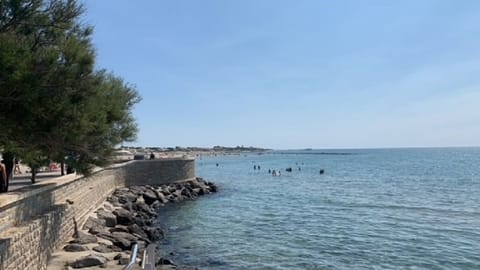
[70,255,107,268]
[143,227,164,241]
[207,182,218,192]
[64,244,89,252]
[156,257,175,266]
[151,200,164,209]
[181,187,194,198]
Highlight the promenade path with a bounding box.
[7,171,65,192]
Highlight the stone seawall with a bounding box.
[0,158,195,270]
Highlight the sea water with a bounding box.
[156,148,480,269]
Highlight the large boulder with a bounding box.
[88,225,110,235]
[150,200,164,209]
[93,243,122,253]
[113,190,138,204]
[155,257,175,266]
[97,209,117,227]
[181,187,194,199]
[118,256,130,265]
[103,202,115,212]
[128,224,149,240]
[109,225,130,233]
[129,185,147,194]
[63,244,89,252]
[70,255,107,268]
[155,191,168,204]
[107,196,122,207]
[143,227,164,241]
[206,181,218,192]
[142,189,158,205]
[70,231,97,245]
[113,208,134,225]
[82,217,105,230]
[134,200,156,216]
[109,231,138,250]
[134,212,154,226]
[110,237,132,251]
[111,231,138,242]
[96,231,113,240]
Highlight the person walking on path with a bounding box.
[14,158,21,174]
[0,163,7,192]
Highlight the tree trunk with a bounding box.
[0,166,6,192]
[61,161,65,176]
[31,167,37,183]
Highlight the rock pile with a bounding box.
[63,177,217,269]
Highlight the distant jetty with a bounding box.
[120,145,270,158]
[275,151,357,155]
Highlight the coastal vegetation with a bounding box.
[0,0,140,189]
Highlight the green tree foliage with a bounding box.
[0,0,141,183]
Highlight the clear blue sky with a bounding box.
[82,0,480,149]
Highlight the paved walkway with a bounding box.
[8,171,65,192]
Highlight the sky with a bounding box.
[82,0,480,149]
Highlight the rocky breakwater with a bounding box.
[58,177,217,270]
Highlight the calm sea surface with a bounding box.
[156,148,480,269]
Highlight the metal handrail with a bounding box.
[144,244,156,270]
[123,243,138,270]
[122,243,157,270]
[141,249,147,269]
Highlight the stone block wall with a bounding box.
[124,158,195,186]
[0,158,195,270]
